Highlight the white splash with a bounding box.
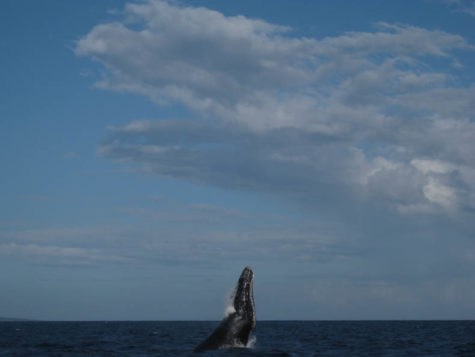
[220,336,255,350]
[224,287,236,317]
[246,335,257,348]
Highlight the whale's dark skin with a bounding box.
[194,267,255,352]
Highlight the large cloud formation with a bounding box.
[76,0,475,216]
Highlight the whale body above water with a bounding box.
[194,266,256,352]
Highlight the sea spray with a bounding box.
[246,335,256,348]
[224,287,236,317]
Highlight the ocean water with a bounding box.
[1,320,474,356]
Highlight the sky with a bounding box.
[1,0,475,321]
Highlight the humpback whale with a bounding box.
[194,266,256,352]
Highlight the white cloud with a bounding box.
[423,177,458,209]
[77,0,475,216]
[76,1,472,132]
[411,158,455,174]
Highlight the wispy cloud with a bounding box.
[0,242,131,266]
[0,194,359,268]
[438,0,475,16]
[63,151,79,159]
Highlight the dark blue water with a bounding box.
[1,321,474,356]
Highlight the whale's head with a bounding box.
[194,266,256,352]
[232,266,255,328]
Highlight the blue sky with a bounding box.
[1,0,475,320]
